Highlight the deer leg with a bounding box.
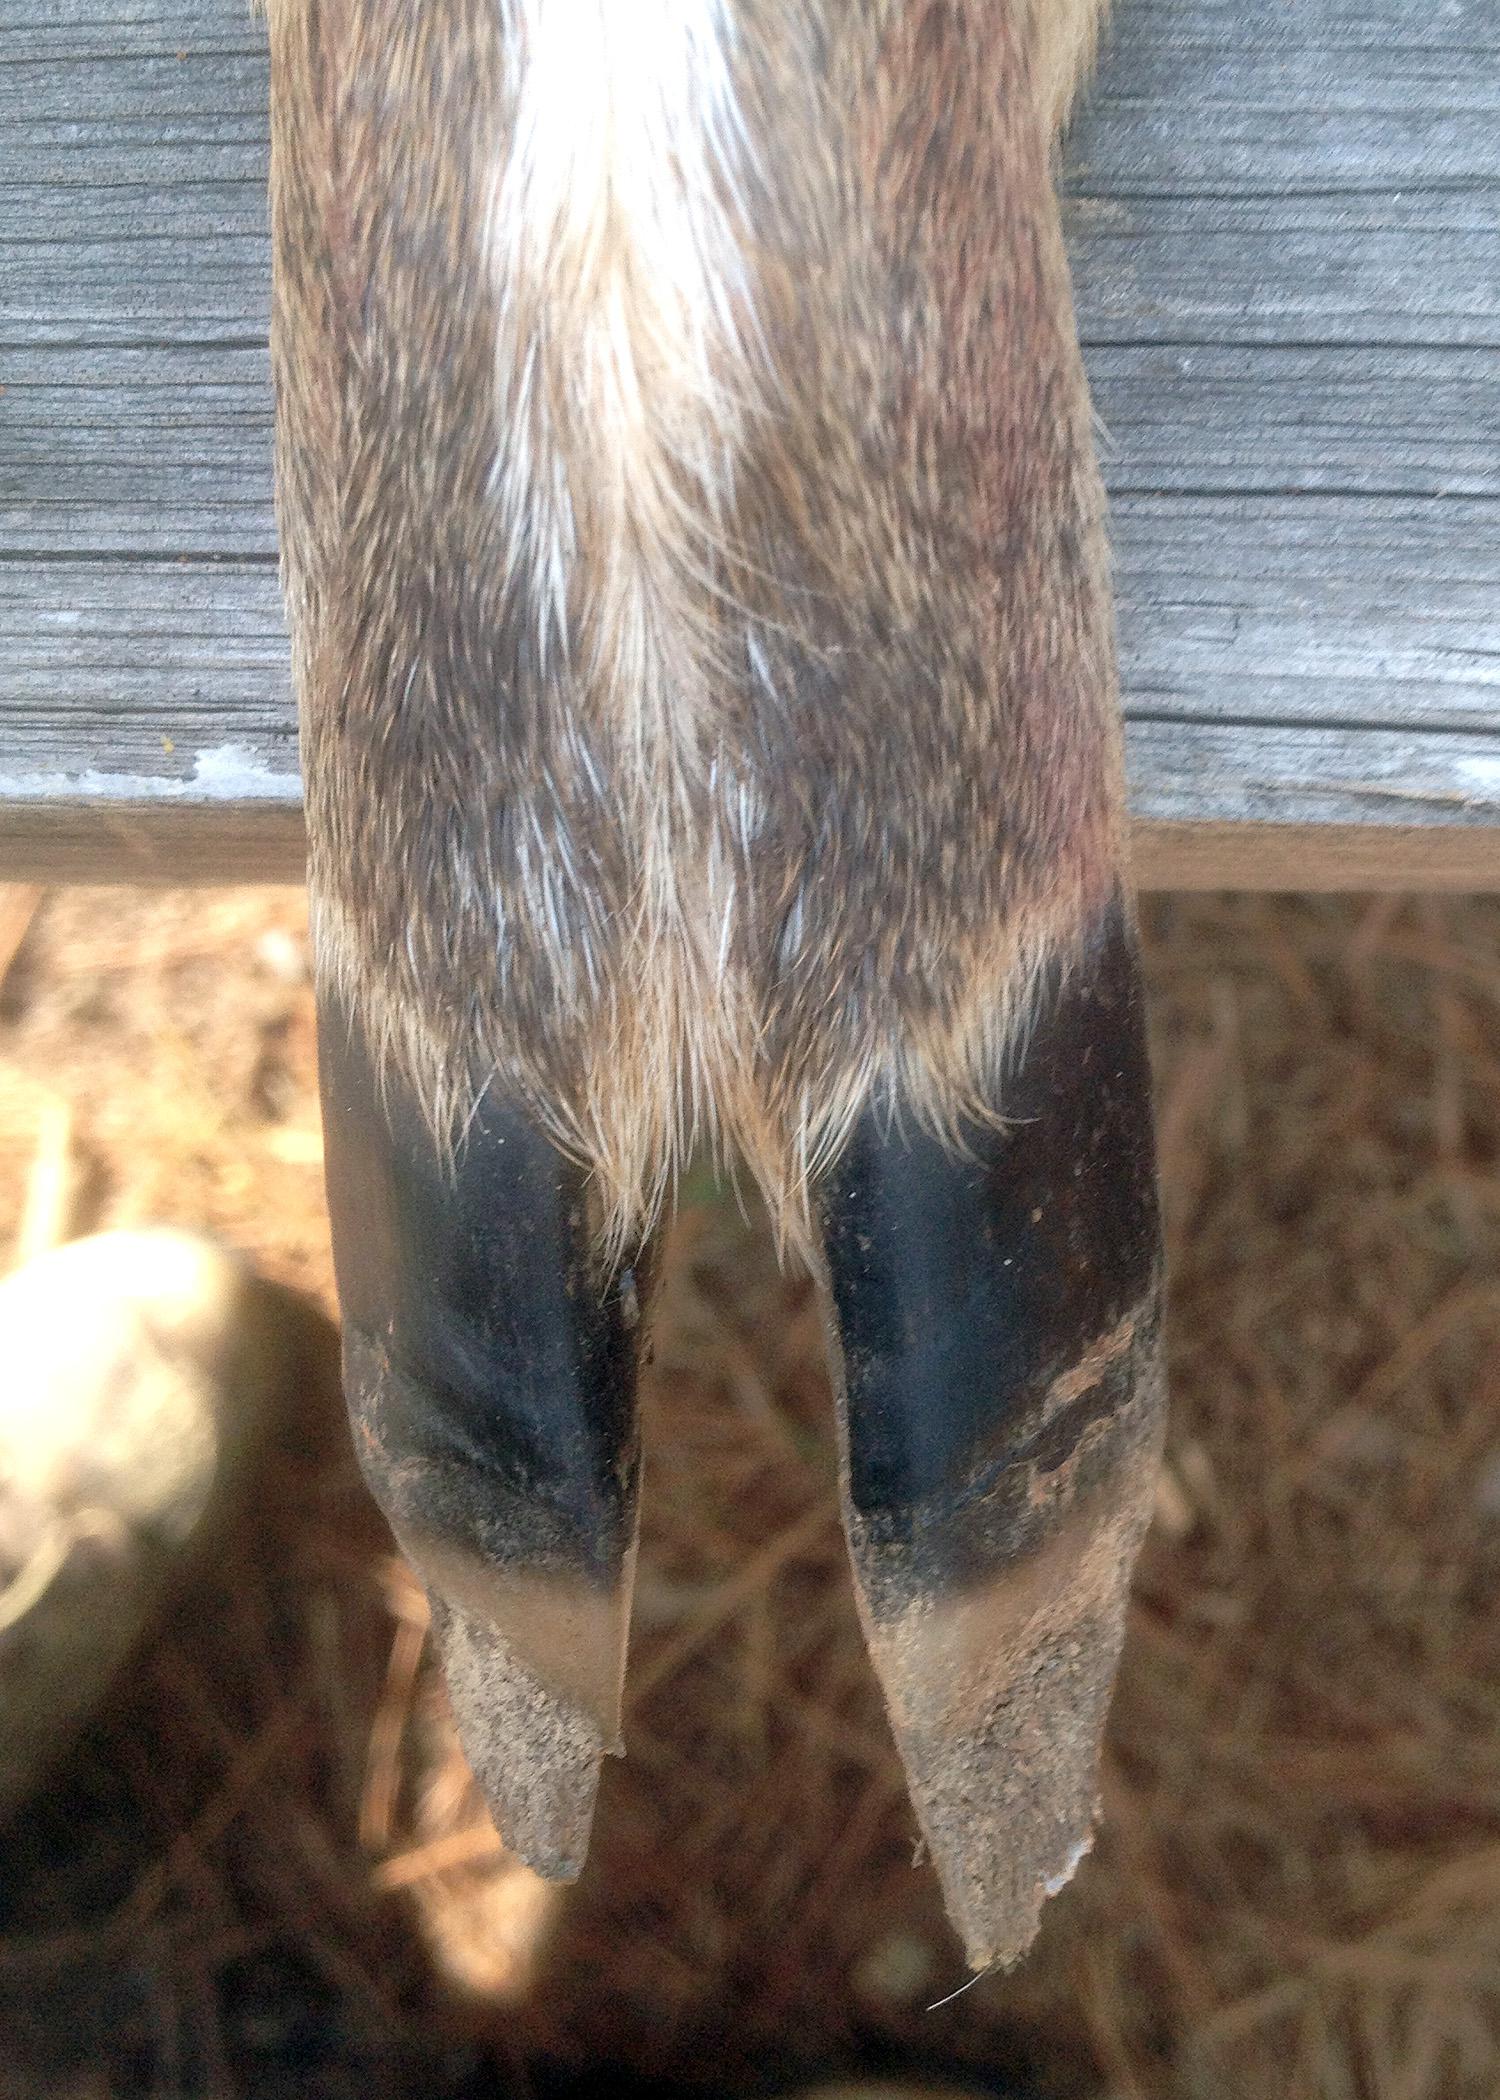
[819,897,1165,1971]
[270,0,1158,1968]
[318,997,643,1878]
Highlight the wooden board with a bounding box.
[2,0,1498,889]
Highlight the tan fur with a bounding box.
[268,0,1122,1258]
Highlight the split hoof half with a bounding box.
[319,1004,642,1879]
[819,901,1165,1968]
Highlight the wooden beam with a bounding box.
[1,0,1497,887]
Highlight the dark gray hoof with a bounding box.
[819,900,1165,1969]
[318,1002,642,1877]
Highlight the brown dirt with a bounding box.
[0,885,1498,2099]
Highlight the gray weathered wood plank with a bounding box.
[2,0,1498,887]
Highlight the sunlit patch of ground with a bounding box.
[0,888,1497,2098]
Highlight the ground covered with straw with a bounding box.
[0,887,1496,2099]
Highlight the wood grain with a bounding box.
[2,0,1497,887]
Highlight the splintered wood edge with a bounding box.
[1129,820,1500,895]
[1,802,1498,894]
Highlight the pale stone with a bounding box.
[0,1230,291,1814]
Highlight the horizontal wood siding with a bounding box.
[1,0,1497,887]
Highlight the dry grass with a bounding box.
[0,886,1497,2098]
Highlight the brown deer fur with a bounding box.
[268,0,1125,1262]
